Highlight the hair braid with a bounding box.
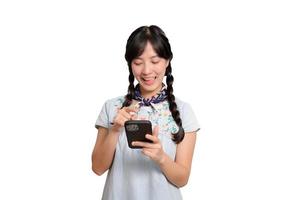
[122,67,135,108]
[165,64,185,143]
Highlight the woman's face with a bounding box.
[131,41,169,99]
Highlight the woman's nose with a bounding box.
[142,62,152,74]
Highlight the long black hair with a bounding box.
[121,25,185,144]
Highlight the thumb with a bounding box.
[131,112,138,120]
[153,125,159,137]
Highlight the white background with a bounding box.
[0,0,299,199]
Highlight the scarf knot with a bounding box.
[133,84,168,107]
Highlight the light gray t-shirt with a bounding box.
[95,96,200,200]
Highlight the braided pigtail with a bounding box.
[122,67,135,108]
[165,64,185,144]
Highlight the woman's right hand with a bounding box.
[111,106,138,133]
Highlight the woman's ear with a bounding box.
[166,59,170,68]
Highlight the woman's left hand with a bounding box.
[132,126,166,164]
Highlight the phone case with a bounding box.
[124,120,153,149]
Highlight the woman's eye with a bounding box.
[152,60,160,64]
[134,62,142,66]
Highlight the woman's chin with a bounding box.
[139,82,163,95]
[140,84,156,92]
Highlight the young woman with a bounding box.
[92,25,200,200]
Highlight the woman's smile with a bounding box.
[141,76,157,85]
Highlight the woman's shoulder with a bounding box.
[101,95,125,109]
[174,96,190,108]
[174,96,196,114]
[174,96,201,133]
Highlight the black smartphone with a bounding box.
[124,120,153,149]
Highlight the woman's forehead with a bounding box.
[135,42,159,59]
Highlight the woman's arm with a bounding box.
[158,132,197,188]
[92,105,138,176]
[91,127,120,176]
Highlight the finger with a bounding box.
[121,115,131,126]
[142,149,154,158]
[153,126,159,137]
[131,113,138,120]
[124,106,138,114]
[114,115,128,126]
[128,102,140,111]
[126,112,137,121]
[119,109,132,119]
[132,141,159,149]
[145,134,159,143]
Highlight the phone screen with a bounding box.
[124,120,153,149]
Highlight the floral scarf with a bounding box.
[133,83,168,106]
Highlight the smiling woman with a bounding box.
[131,41,169,98]
[92,25,200,200]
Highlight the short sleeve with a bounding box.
[181,102,201,133]
[95,100,110,129]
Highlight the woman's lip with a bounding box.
[142,77,156,81]
[143,79,155,85]
[142,76,157,85]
